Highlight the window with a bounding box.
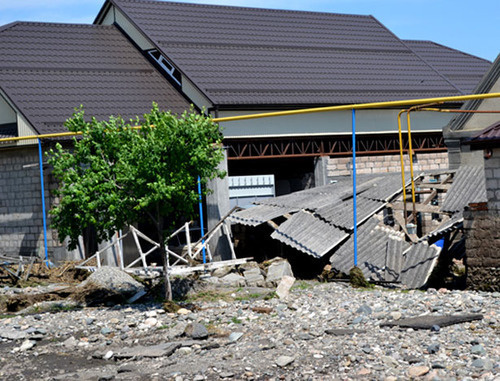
[147,49,182,85]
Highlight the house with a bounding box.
[0,22,191,260]
[444,54,500,291]
[0,0,494,262]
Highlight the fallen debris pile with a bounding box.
[230,167,485,289]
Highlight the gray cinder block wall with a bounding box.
[463,147,500,291]
[0,145,64,259]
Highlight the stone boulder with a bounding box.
[265,258,294,286]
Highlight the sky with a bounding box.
[0,0,498,62]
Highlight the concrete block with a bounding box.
[266,258,294,285]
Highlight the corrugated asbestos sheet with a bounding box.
[399,242,441,289]
[0,22,190,135]
[423,212,464,240]
[111,0,489,106]
[315,197,385,230]
[228,204,296,226]
[330,217,410,280]
[270,211,348,258]
[441,165,487,212]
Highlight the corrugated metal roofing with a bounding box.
[110,0,480,106]
[403,40,492,94]
[330,217,409,280]
[441,165,487,212]
[399,242,441,289]
[228,204,297,226]
[270,211,348,258]
[466,121,500,147]
[0,22,190,135]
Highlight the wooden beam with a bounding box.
[389,201,446,214]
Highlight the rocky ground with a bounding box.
[0,275,499,381]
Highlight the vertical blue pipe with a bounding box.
[197,176,206,264]
[352,109,357,267]
[38,139,49,266]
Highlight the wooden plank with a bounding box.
[416,183,450,190]
[389,202,445,214]
[393,212,418,243]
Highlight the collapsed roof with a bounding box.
[101,0,492,106]
[229,166,486,289]
[0,22,191,135]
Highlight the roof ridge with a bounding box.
[404,39,492,64]
[368,17,464,94]
[4,21,114,29]
[113,0,372,19]
[0,21,20,34]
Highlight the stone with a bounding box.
[212,266,234,278]
[78,266,145,298]
[184,323,209,340]
[100,327,112,335]
[242,267,265,286]
[390,311,402,320]
[275,275,295,300]
[471,344,486,355]
[427,343,440,354]
[220,273,246,287]
[228,332,244,343]
[144,317,158,327]
[219,371,235,378]
[19,340,36,351]
[356,304,372,315]
[407,365,430,378]
[103,350,114,360]
[0,330,28,341]
[275,355,295,367]
[177,308,191,315]
[430,325,440,332]
[63,336,77,348]
[115,343,182,359]
[265,259,293,285]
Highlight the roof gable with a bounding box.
[0,22,191,135]
[108,0,473,106]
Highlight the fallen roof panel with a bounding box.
[399,242,441,289]
[227,204,297,226]
[270,211,348,258]
[441,165,486,212]
[315,196,385,230]
[330,217,409,279]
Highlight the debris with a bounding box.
[275,275,295,300]
[79,266,145,298]
[324,328,366,336]
[251,306,273,314]
[220,273,246,287]
[349,267,371,288]
[265,258,294,286]
[242,267,265,287]
[380,314,483,329]
[115,342,182,359]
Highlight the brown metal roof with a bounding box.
[0,22,191,135]
[465,121,500,148]
[403,40,492,95]
[109,0,483,106]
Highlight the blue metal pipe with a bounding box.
[38,139,49,266]
[197,176,206,264]
[352,109,357,267]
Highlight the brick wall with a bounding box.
[484,147,500,212]
[463,209,500,291]
[326,152,448,177]
[0,146,63,258]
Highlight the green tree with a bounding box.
[48,104,225,299]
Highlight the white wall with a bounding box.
[218,109,454,138]
[461,80,500,132]
[0,94,16,125]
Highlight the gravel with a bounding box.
[0,281,499,380]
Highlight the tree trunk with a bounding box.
[157,215,172,301]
